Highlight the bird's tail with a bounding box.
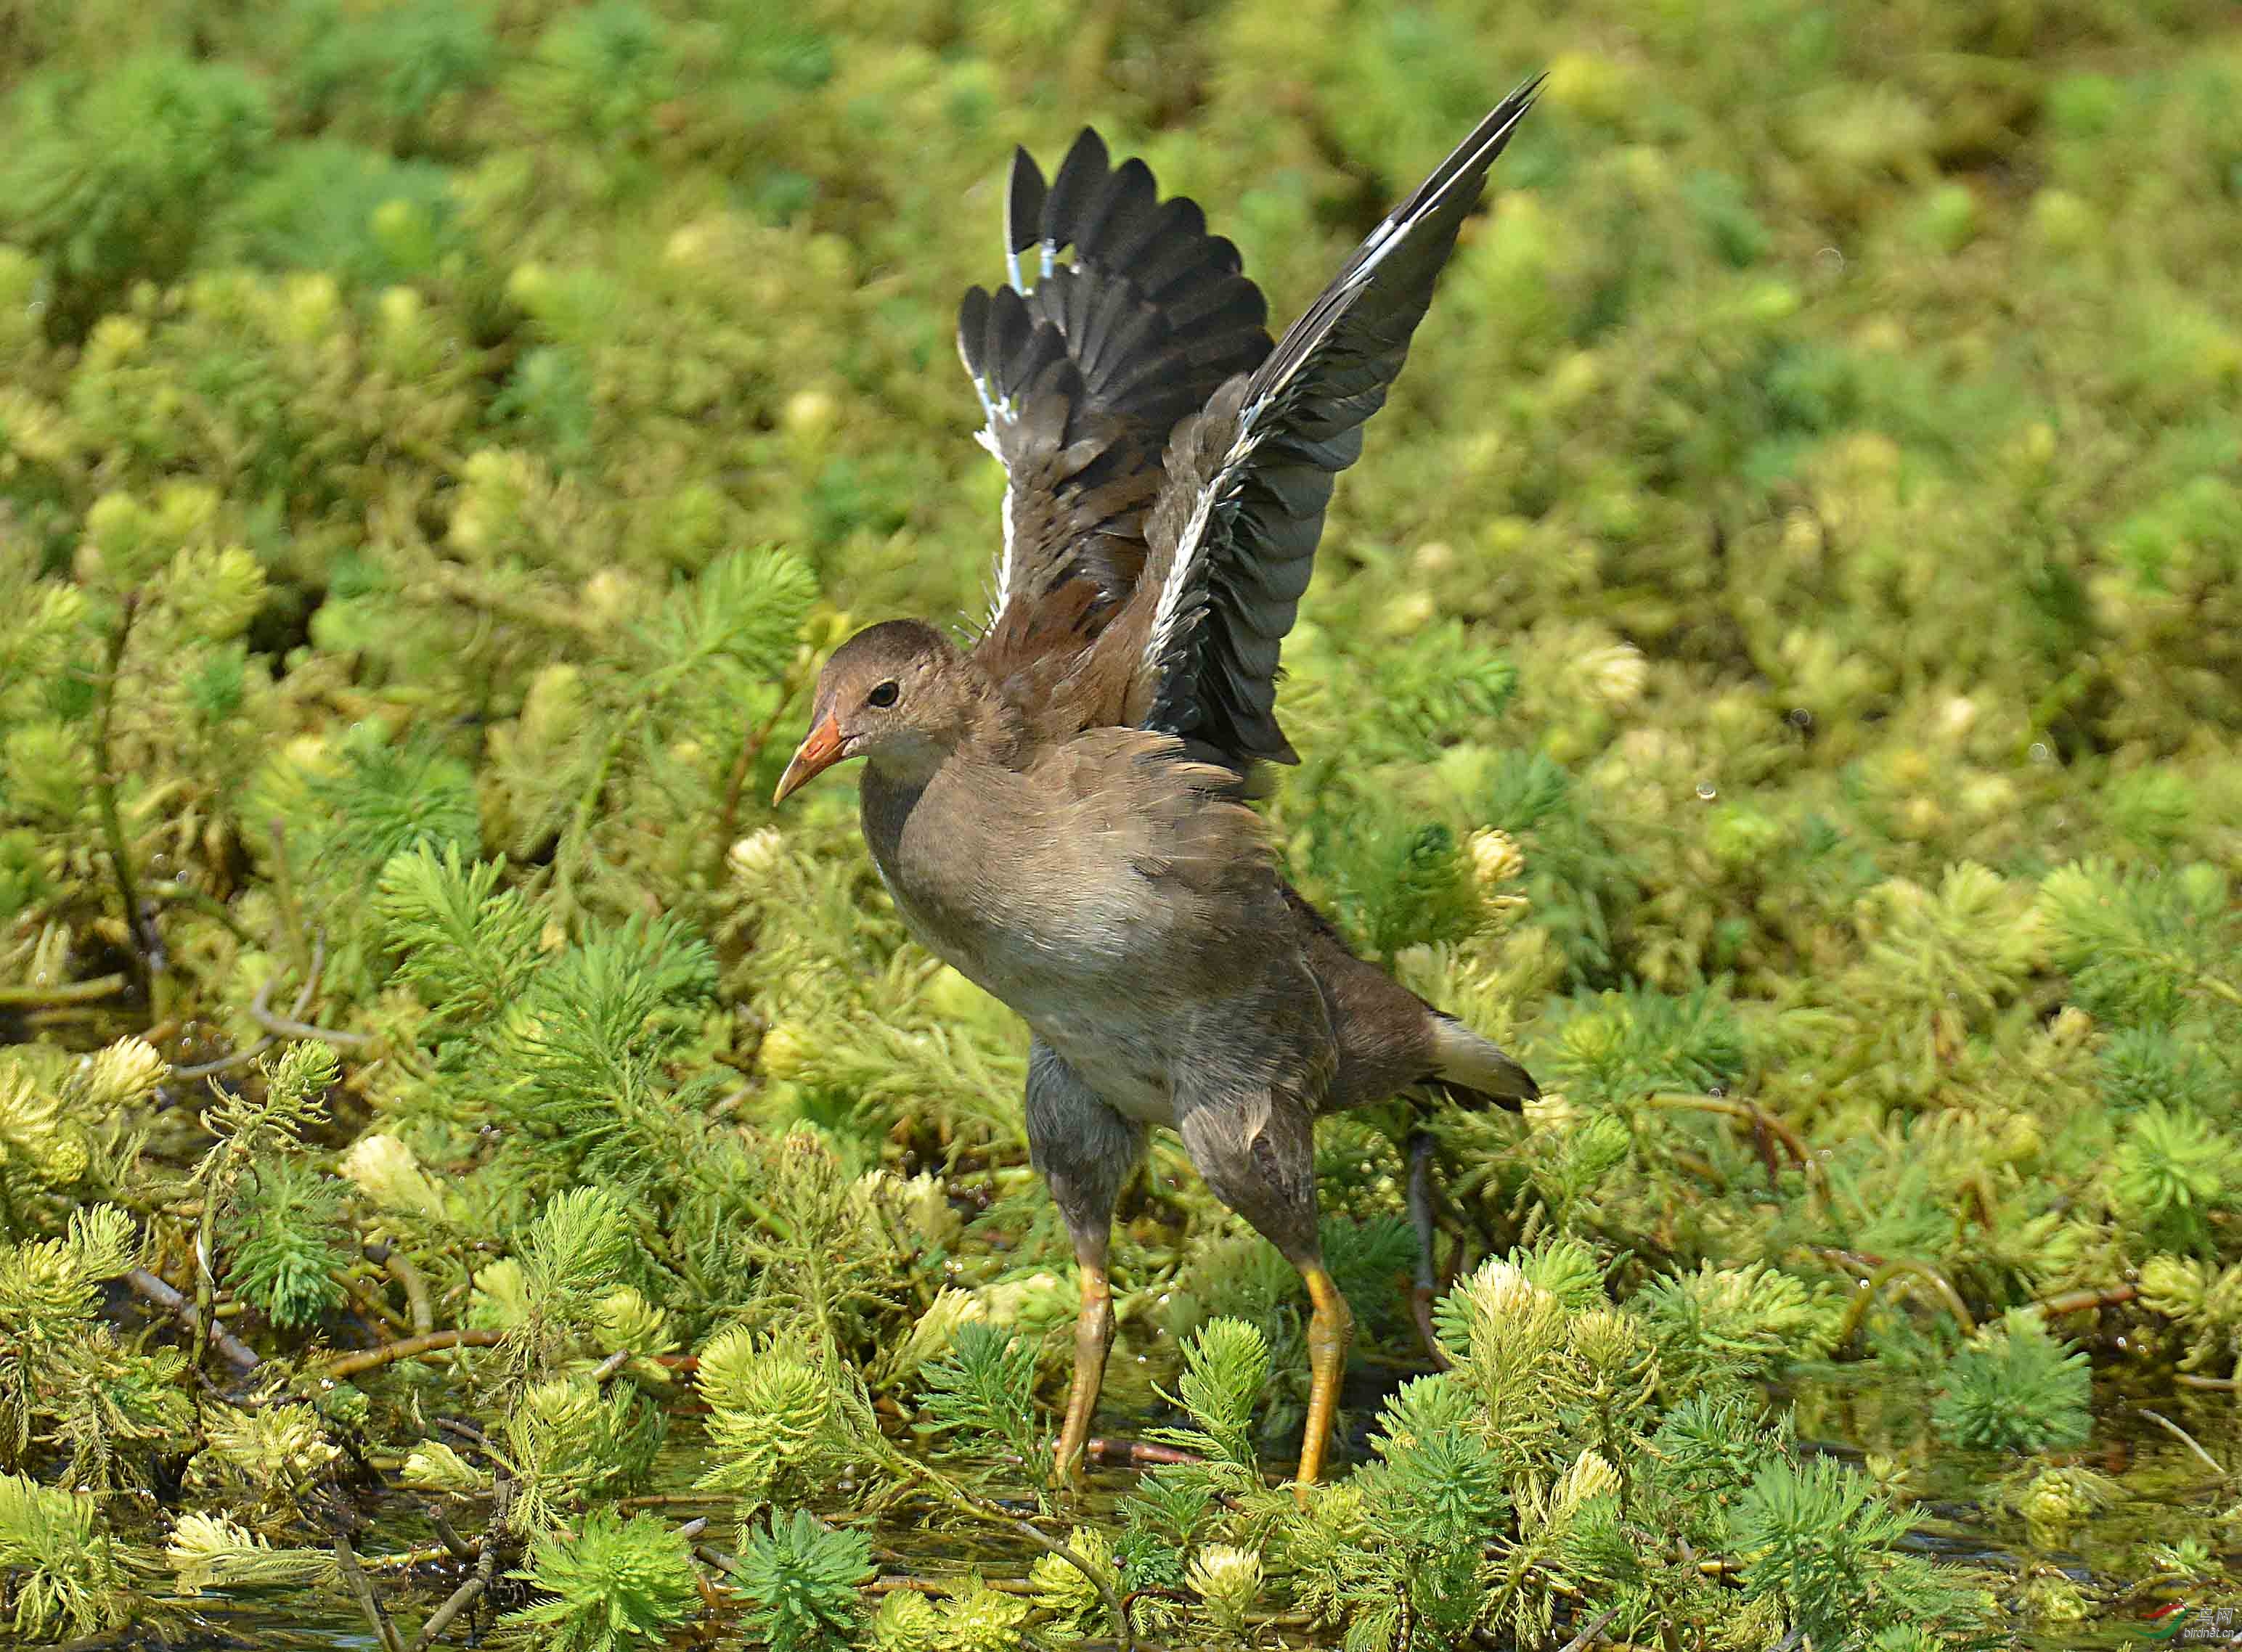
[1427,1013,1538,1113]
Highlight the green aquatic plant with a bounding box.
[733,1508,874,1652]
[507,1506,701,1652]
[0,0,2239,1643]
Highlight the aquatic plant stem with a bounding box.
[123,1265,261,1373]
[174,938,327,1079]
[92,592,152,1009]
[872,1442,1130,1651]
[380,1246,435,1336]
[1556,1605,1623,1652]
[407,1576,485,1652]
[313,1328,506,1379]
[0,972,127,1007]
[248,991,370,1047]
[266,820,314,987]
[333,1529,407,1652]
[2137,1407,2225,1478]
[713,658,809,883]
[2037,1283,2139,1316]
[144,881,258,947]
[1833,1259,1976,1348]
[1646,1092,1817,1193]
[191,1140,229,1381]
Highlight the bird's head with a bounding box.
[773,619,988,803]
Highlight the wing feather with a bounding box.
[959,129,1276,684]
[1131,79,1542,766]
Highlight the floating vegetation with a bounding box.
[3,0,2242,1646]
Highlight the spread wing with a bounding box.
[958,131,1273,696]
[1128,80,1542,766]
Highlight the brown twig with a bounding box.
[1407,1130,1456,1372]
[334,1269,412,1338]
[470,1476,515,1641]
[695,1542,743,1576]
[424,1507,478,1563]
[124,1266,261,1373]
[312,1329,505,1380]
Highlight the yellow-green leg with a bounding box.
[1296,1265,1355,1497]
[1053,1262,1113,1483]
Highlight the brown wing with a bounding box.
[958,131,1272,720]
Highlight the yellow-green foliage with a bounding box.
[1,0,2241,1644]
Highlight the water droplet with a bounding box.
[1787,707,1813,730]
[1816,245,1846,273]
[1708,1085,1726,1098]
[25,300,44,316]
[2029,741,2052,764]
[1694,781,1718,801]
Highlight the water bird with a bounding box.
[775,82,1544,1485]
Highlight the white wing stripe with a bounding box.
[1141,422,1263,676]
[1138,90,1537,702]
[987,482,1017,631]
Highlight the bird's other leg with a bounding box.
[1175,1082,1350,1497]
[1406,1129,1454,1370]
[1026,1039,1144,1484]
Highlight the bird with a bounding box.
[774,82,1543,1488]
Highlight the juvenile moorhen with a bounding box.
[775,83,1543,1487]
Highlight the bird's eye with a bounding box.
[866,680,900,708]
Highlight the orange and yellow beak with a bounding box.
[773,713,847,805]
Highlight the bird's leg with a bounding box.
[1173,1072,1342,1499]
[1024,1038,1144,1488]
[1297,1263,1355,1494]
[1406,1129,1454,1370]
[1054,1249,1114,1483]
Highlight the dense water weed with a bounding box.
[4,0,2242,1646]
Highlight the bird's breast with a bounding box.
[857,758,1212,1120]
